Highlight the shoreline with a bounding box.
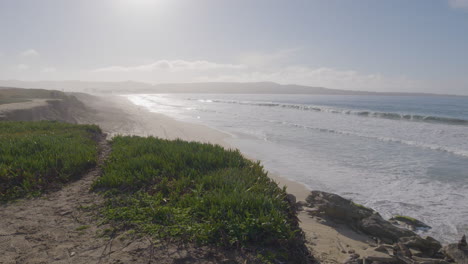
[76,93,398,263]
[79,93,314,202]
[2,91,464,262]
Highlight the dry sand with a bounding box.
[0,99,49,119]
[75,93,229,146]
[76,94,383,263]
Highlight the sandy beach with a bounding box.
[2,91,464,263]
[76,93,387,263]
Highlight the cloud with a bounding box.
[20,49,40,57]
[16,64,30,70]
[42,67,57,73]
[448,0,468,9]
[94,60,246,73]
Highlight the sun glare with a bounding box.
[113,0,170,21]
[117,0,166,10]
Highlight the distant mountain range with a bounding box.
[0,80,463,97]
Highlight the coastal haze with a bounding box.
[2,0,468,263]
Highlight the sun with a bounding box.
[128,0,161,7]
[113,0,170,19]
[116,0,166,9]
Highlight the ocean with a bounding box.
[126,93,468,243]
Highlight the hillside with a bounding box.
[1,80,463,96]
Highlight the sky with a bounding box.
[0,0,468,95]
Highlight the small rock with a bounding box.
[374,245,389,253]
[296,201,307,211]
[70,251,76,257]
[409,248,423,257]
[442,241,468,264]
[396,242,412,258]
[399,236,442,258]
[364,255,399,264]
[348,249,356,254]
[411,256,450,264]
[59,210,72,216]
[459,235,467,249]
[286,193,296,204]
[344,257,360,264]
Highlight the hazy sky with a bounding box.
[1,0,468,94]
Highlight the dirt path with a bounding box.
[0,134,253,264]
[0,135,114,264]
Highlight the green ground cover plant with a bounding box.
[0,121,101,201]
[94,136,309,262]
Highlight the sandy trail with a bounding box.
[0,134,113,264]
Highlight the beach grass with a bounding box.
[0,121,101,201]
[93,136,309,262]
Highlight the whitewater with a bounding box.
[126,93,468,243]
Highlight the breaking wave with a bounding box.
[281,121,468,158]
[193,99,468,126]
